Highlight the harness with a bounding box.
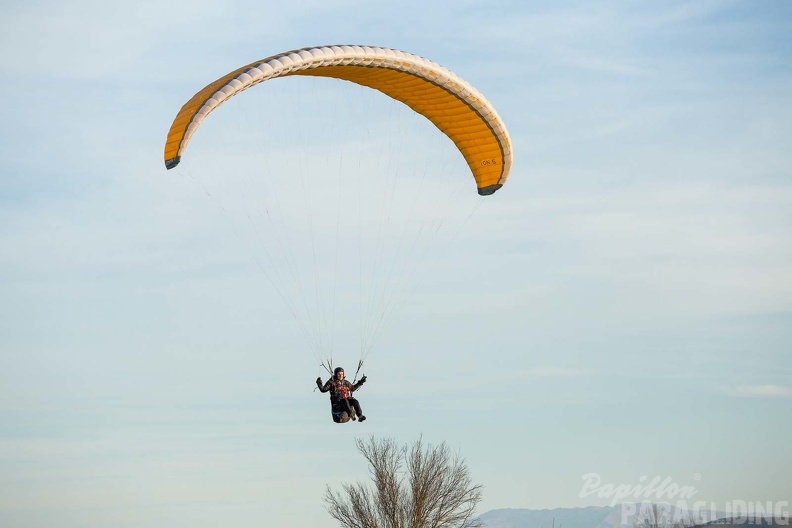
[334,380,351,400]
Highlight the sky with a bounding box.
[1,1,791,527]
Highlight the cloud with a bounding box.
[733,384,792,397]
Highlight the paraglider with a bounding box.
[162,45,512,421]
[316,367,367,423]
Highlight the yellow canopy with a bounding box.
[163,45,512,195]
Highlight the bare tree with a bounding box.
[324,436,484,528]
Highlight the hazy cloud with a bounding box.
[733,384,792,398]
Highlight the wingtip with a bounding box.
[477,184,502,196]
[165,156,181,170]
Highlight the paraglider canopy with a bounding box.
[163,45,512,196]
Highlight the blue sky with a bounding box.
[1,1,791,527]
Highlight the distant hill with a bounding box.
[694,516,788,527]
[478,506,627,528]
[478,507,785,528]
